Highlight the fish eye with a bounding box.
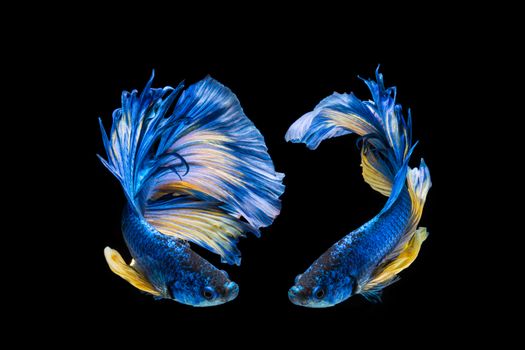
[313,286,325,299]
[202,286,214,300]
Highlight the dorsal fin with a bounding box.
[99,75,284,266]
[285,68,414,203]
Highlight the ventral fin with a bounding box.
[104,247,161,296]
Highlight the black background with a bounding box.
[84,58,454,332]
[50,16,497,341]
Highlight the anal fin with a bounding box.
[104,247,161,296]
[360,227,429,296]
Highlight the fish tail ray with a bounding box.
[98,73,284,265]
[406,159,432,232]
[285,67,413,205]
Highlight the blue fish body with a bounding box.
[336,189,412,280]
[99,73,284,306]
[121,205,237,306]
[286,69,431,307]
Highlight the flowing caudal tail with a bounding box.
[285,68,431,299]
[99,72,284,265]
[286,67,418,211]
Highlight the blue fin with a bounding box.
[360,277,398,303]
[361,288,388,303]
[285,67,414,198]
[380,141,417,214]
[98,71,185,213]
[99,73,284,264]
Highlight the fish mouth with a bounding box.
[288,285,308,306]
[288,285,334,308]
[224,281,239,301]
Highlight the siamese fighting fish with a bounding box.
[286,69,431,307]
[98,73,284,306]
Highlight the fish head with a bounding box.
[165,250,239,307]
[288,255,355,308]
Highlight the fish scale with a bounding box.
[122,205,189,287]
[335,188,412,281]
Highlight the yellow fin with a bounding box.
[406,161,432,233]
[328,110,379,136]
[150,181,207,200]
[362,227,428,293]
[145,204,247,266]
[103,247,161,296]
[361,147,392,197]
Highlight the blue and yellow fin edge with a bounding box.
[360,227,429,299]
[359,159,431,298]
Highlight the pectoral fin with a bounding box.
[104,247,161,296]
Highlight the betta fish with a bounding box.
[285,69,431,307]
[98,72,284,307]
